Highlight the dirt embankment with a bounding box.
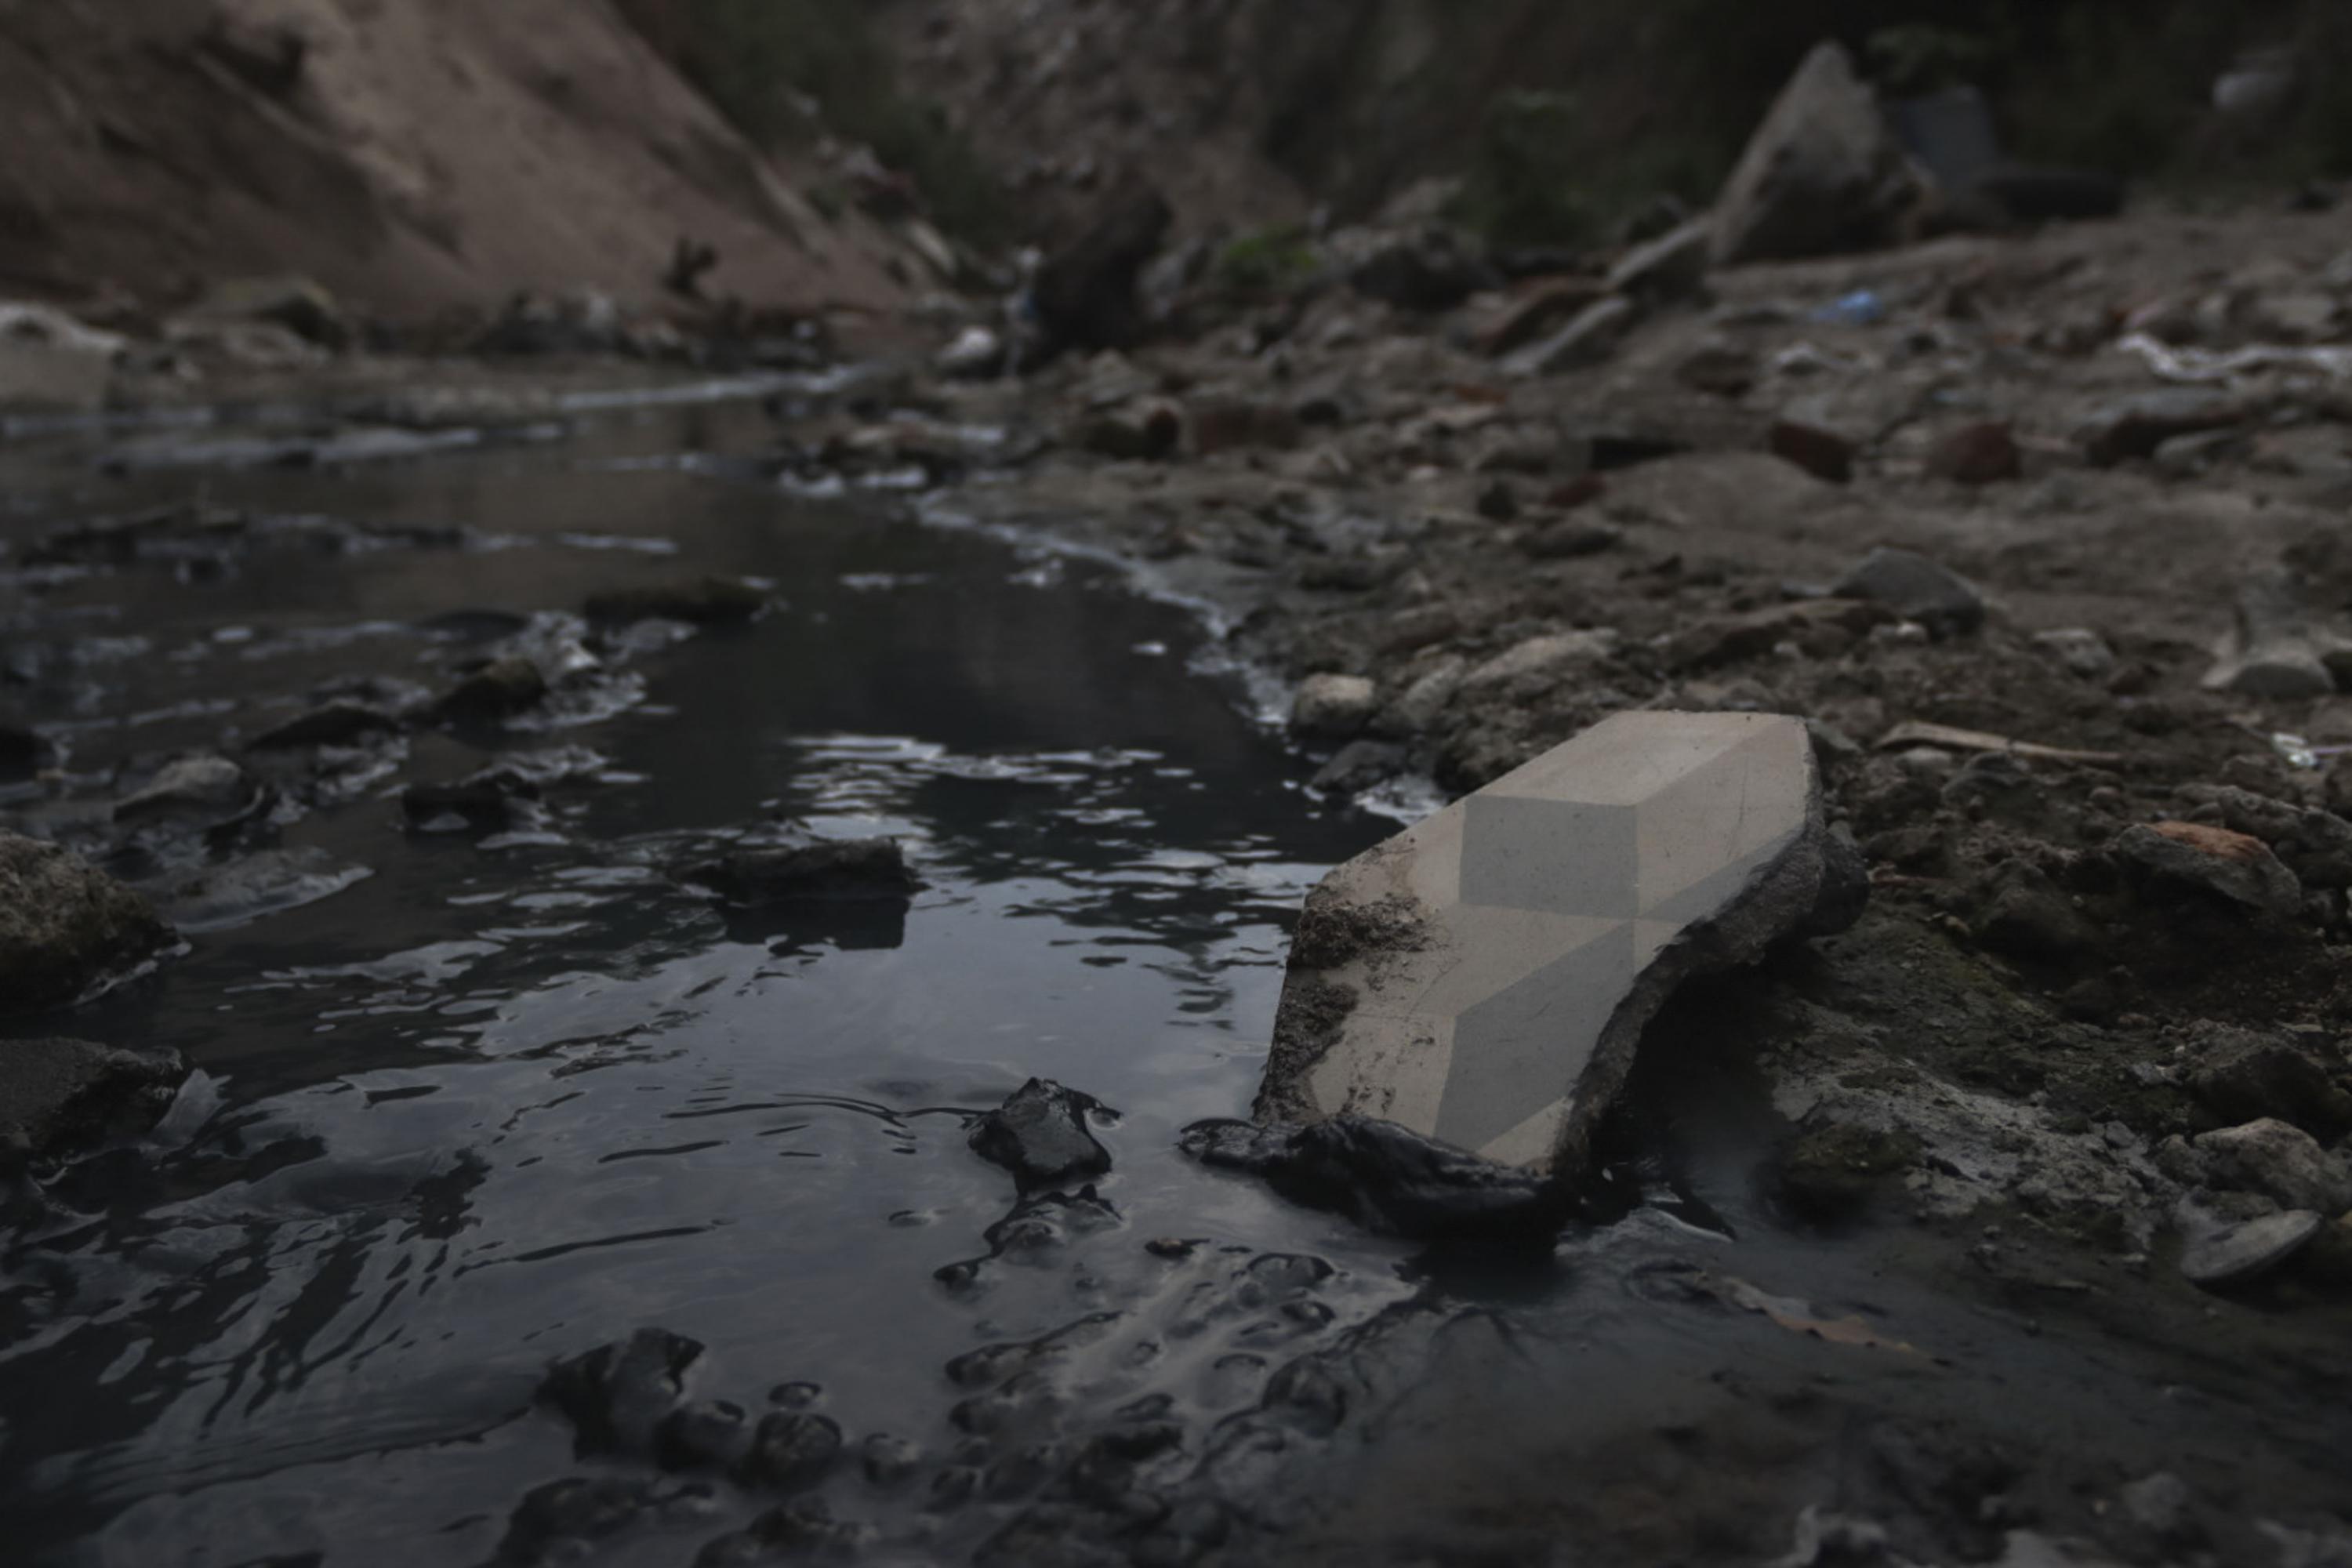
[0,0,916,318]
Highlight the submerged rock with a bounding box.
[1179,1116,1565,1240]
[968,1078,1113,1190]
[684,838,918,904]
[402,771,543,833]
[1258,712,1863,1174]
[540,1327,705,1458]
[0,833,172,1011]
[432,655,548,720]
[111,754,261,828]
[0,1036,187,1172]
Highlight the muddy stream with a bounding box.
[1,387,2343,1567]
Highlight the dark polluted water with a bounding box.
[0,398,1407,1564]
[0,392,2347,1568]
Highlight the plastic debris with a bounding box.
[2118,332,2352,383]
[2268,731,2352,771]
[1811,288,1887,327]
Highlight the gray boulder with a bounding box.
[0,833,173,1011]
[1711,43,1928,265]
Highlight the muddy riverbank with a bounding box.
[4,198,2352,1567]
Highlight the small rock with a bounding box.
[1475,479,1519,521]
[401,771,542,833]
[2202,566,2352,699]
[1079,401,1183,461]
[1381,659,1466,736]
[540,1328,704,1457]
[2084,389,2246,466]
[686,839,918,904]
[1769,418,1857,482]
[0,1037,187,1173]
[492,1477,666,1565]
[187,274,348,350]
[2177,785,2352,887]
[1777,1122,1922,1220]
[432,655,546,721]
[2031,628,2114,679]
[2118,1472,2194,1544]
[1312,741,1407,796]
[112,755,258,826]
[1971,859,2102,960]
[1459,630,1620,691]
[1349,229,1496,313]
[1675,341,1759,397]
[248,700,402,750]
[967,1078,1112,1190]
[0,302,124,412]
[738,1411,844,1491]
[0,834,173,1011]
[655,1399,753,1472]
[1831,547,1985,637]
[1926,422,2022,485]
[1711,42,1927,264]
[2184,1024,2352,1138]
[1661,598,1895,672]
[2178,1203,2322,1287]
[1521,519,1624,559]
[1291,673,1379,739]
[2195,1118,2352,1213]
[2113,822,2303,919]
[583,577,768,626]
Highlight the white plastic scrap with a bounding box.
[2118,331,2352,383]
[2268,731,2352,771]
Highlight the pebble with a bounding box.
[2112,822,2303,919]
[1831,546,1985,637]
[1926,421,2022,485]
[1290,673,1378,739]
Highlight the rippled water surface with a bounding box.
[0,398,1406,1563]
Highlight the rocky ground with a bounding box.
[817,183,2352,1482]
